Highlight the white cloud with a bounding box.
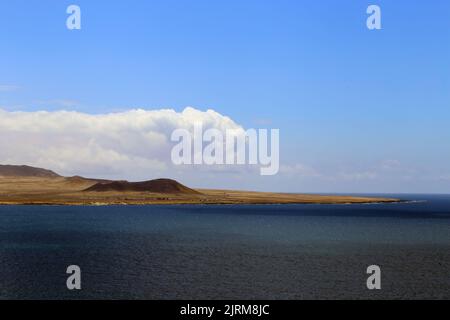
[380,159,401,170]
[337,171,378,181]
[279,163,320,177]
[0,85,20,92]
[1,107,445,193]
[35,99,80,108]
[0,107,244,180]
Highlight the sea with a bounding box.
[0,194,449,300]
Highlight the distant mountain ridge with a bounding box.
[0,164,199,195]
[0,164,61,178]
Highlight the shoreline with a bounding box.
[0,198,404,207]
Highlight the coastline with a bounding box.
[0,195,402,206]
[0,176,401,206]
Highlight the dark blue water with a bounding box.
[0,194,449,299]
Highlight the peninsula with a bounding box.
[0,165,400,205]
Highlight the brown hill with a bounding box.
[0,164,60,178]
[84,179,201,195]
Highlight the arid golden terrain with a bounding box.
[0,165,400,205]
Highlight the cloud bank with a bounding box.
[0,107,243,180]
[1,107,445,193]
[0,85,20,92]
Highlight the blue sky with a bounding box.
[1,0,450,193]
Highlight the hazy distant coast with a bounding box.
[0,165,401,206]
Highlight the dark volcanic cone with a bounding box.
[84,179,201,195]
